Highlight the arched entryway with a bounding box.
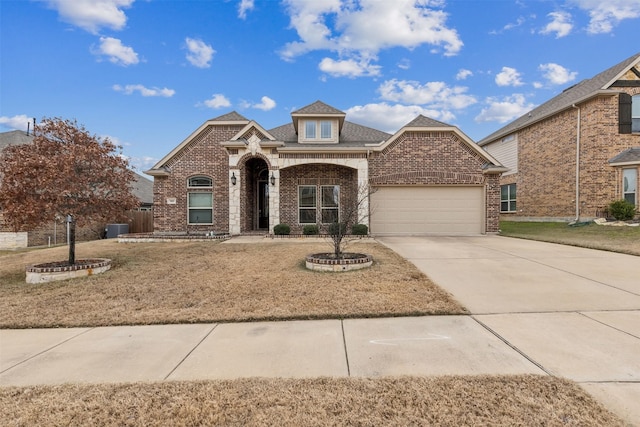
[242,157,270,232]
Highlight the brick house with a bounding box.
[146,101,506,236]
[479,52,640,221]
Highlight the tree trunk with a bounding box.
[68,215,76,265]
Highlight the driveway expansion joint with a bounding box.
[163,324,218,380]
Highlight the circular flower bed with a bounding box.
[305,252,373,272]
[26,258,112,284]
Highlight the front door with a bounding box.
[258,179,269,229]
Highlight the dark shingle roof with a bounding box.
[292,100,345,115]
[478,52,640,146]
[268,121,390,147]
[609,147,640,164]
[211,111,249,122]
[0,130,34,150]
[404,115,452,128]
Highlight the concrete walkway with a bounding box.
[1,236,639,424]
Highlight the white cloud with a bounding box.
[93,37,139,66]
[571,0,640,34]
[238,0,255,19]
[378,79,477,110]
[345,103,455,134]
[242,96,277,111]
[475,94,536,123]
[128,156,158,173]
[540,11,573,38]
[185,37,215,68]
[495,66,524,87]
[0,114,34,131]
[489,16,525,35]
[397,58,411,70]
[456,69,473,80]
[538,63,578,85]
[201,94,231,109]
[45,0,134,34]
[279,0,463,74]
[319,57,381,78]
[113,84,175,97]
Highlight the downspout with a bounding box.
[572,104,581,222]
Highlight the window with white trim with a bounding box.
[188,193,213,224]
[298,185,341,224]
[187,175,213,224]
[501,184,516,212]
[305,121,317,139]
[633,95,640,133]
[321,185,339,223]
[298,186,317,223]
[623,168,637,205]
[302,120,334,141]
[188,176,212,188]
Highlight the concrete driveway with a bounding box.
[379,235,640,424]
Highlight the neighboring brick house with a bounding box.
[479,52,640,221]
[0,130,153,248]
[146,101,507,236]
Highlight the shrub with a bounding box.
[303,224,319,235]
[351,224,368,235]
[273,223,290,235]
[608,199,636,221]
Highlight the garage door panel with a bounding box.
[371,187,483,235]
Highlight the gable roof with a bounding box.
[212,111,249,122]
[130,173,154,205]
[0,130,34,150]
[404,115,452,128]
[478,52,640,146]
[292,100,345,115]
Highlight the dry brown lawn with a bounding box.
[0,239,466,328]
[0,376,624,426]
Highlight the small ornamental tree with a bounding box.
[320,184,375,258]
[0,117,139,264]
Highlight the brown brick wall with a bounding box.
[153,124,244,233]
[279,164,357,234]
[506,90,640,220]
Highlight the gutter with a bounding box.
[572,104,581,222]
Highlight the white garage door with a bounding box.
[370,186,484,235]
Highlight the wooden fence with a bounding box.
[125,210,154,234]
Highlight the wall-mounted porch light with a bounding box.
[231,172,237,186]
[270,172,276,186]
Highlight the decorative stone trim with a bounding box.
[26,258,112,284]
[305,252,373,272]
[118,233,230,243]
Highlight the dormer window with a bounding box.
[302,119,335,142]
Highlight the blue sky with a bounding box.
[2,0,640,175]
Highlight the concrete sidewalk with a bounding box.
[0,316,543,386]
[1,236,639,424]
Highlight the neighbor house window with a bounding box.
[299,186,317,223]
[633,95,640,133]
[501,184,516,212]
[321,185,339,223]
[188,193,213,224]
[623,168,637,205]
